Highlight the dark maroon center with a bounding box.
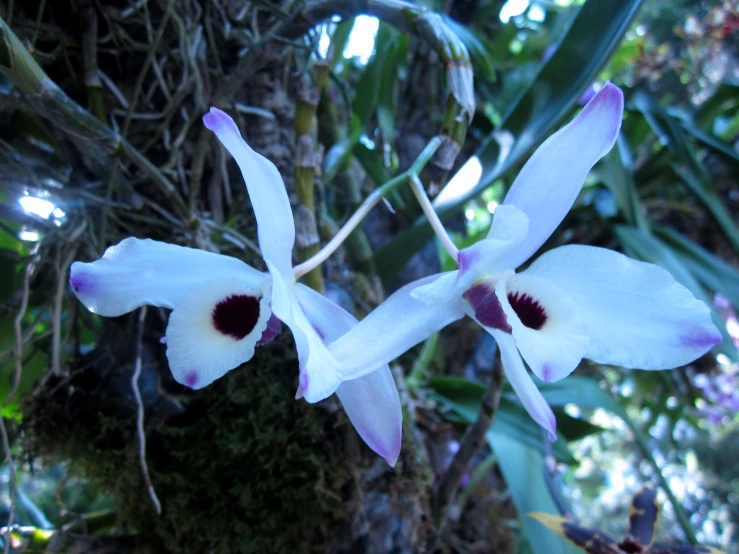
[212,294,261,340]
[463,283,512,333]
[508,291,547,330]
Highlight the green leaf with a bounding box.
[631,90,739,252]
[489,433,582,554]
[428,376,576,464]
[441,15,496,80]
[595,138,647,228]
[677,118,739,166]
[695,82,739,128]
[377,34,408,145]
[654,225,739,307]
[352,141,390,185]
[375,0,644,284]
[669,163,739,253]
[351,24,397,125]
[536,376,627,418]
[330,19,354,68]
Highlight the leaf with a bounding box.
[352,24,399,126]
[428,375,584,554]
[631,90,739,252]
[536,376,627,418]
[669,162,739,253]
[677,117,739,166]
[428,376,576,463]
[489,433,583,554]
[330,19,354,67]
[376,33,408,144]
[631,89,707,181]
[375,0,644,284]
[595,137,647,228]
[441,15,495,80]
[695,82,739,129]
[654,225,739,307]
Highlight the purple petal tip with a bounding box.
[202,107,236,135]
[69,269,94,296]
[295,372,308,399]
[680,330,723,350]
[183,371,199,388]
[541,364,554,382]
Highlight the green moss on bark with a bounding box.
[26,334,350,554]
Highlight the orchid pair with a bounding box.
[321,83,721,439]
[71,83,721,464]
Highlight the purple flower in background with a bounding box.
[70,109,401,465]
[317,83,721,438]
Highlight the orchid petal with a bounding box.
[165,277,272,389]
[409,270,460,305]
[499,83,624,268]
[203,108,295,275]
[457,204,530,280]
[296,284,402,466]
[494,331,557,440]
[329,274,466,381]
[525,245,722,369]
[495,272,589,382]
[266,262,341,403]
[70,238,264,317]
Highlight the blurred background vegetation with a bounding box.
[0,0,737,552]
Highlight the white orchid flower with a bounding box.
[320,83,722,438]
[69,108,402,465]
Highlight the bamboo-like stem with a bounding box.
[0,16,191,221]
[294,59,330,292]
[81,6,105,122]
[286,0,474,189]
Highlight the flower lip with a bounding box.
[507,291,547,330]
[212,294,262,340]
[463,282,512,333]
[256,313,282,346]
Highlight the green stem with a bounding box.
[294,60,331,292]
[406,333,439,391]
[288,0,474,188]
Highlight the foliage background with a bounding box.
[0,0,737,552]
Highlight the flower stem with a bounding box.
[293,137,443,280]
[409,174,459,261]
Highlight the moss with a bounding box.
[25,331,351,554]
